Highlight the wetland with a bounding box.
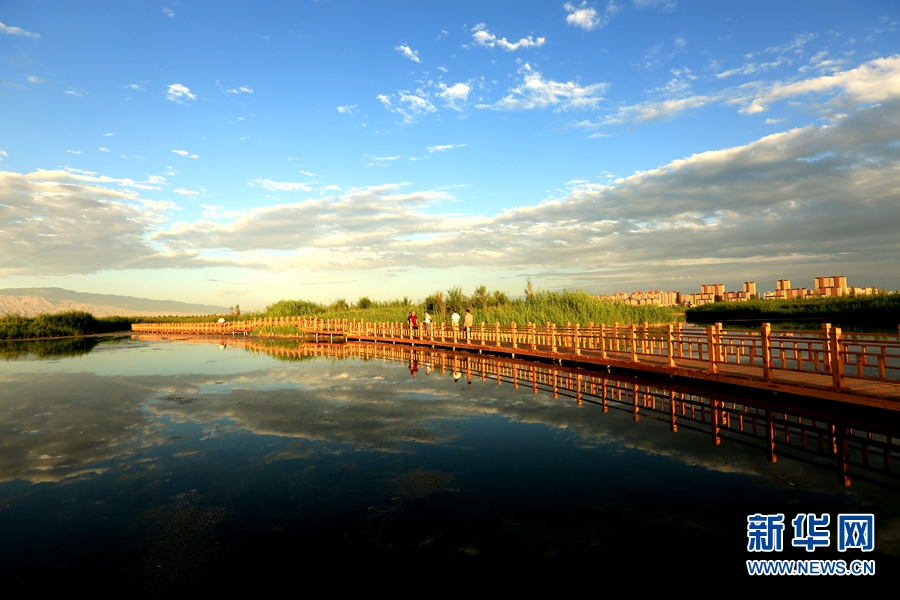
[1,335,898,593]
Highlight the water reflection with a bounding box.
[1,335,899,591]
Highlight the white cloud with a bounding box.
[602,54,900,125]
[437,82,471,110]
[172,150,200,158]
[0,151,7,161]
[377,91,437,123]
[336,104,357,114]
[5,100,898,287]
[604,94,713,124]
[765,118,785,124]
[395,45,421,63]
[489,64,607,111]
[739,54,900,114]
[162,7,175,17]
[0,170,194,276]
[251,179,313,192]
[166,83,196,103]
[427,143,467,153]
[138,100,900,288]
[99,147,110,152]
[470,24,545,51]
[0,21,39,38]
[27,75,45,84]
[125,83,145,91]
[66,150,82,155]
[64,89,86,97]
[174,188,201,197]
[564,2,620,31]
[56,168,167,191]
[220,82,254,94]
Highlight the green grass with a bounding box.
[685,293,900,326]
[299,289,677,326]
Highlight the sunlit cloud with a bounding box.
[437,82,471,110]
[470,24,545,51]
[395,44,421,63]
[564,2,621,30]
[166,83,196,103]
[0,21,39,38]
[427,143,467,153]
[219,81,254,94]
[377,91,437,123]
[250,178,313,192]
[0,170,205,276]
[487,63,607,111]
[601,54,900,125]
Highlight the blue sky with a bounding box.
[2,0,899,309]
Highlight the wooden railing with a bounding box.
[132,319,900,388]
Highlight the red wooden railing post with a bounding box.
[667,324,675,368]
[599,323,606,359]
[831,327,844,388]
[630,324,637,363]
[761,323,772,379]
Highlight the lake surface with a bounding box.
[1,335,898,593]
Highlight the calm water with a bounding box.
[1,335,898,593]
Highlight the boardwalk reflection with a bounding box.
[136,334,900,490]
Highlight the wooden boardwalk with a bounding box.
[347,332,900,410]
[132,318,900,410]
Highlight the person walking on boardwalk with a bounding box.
[423,311,432,332]
[463,308,473,341]
[408,311,419,336]
[451,309,460,329]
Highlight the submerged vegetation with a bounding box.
[0,336,109,361]
[686,293,900,325]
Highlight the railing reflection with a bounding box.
[135,334,900,489]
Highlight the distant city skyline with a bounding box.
[600,272,882,307]
[2,1,899,309]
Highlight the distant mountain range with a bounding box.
[0,287,229,317]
